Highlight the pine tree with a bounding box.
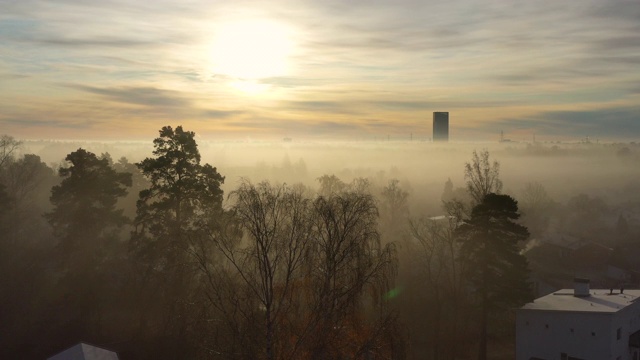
[130,126,225,359]
[455,193,531,360]
[48,148,131,256]
[46,148,131,339]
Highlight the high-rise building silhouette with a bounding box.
[433,112,449,142]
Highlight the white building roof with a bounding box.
[520,289,640,313]
[47,343,119,360]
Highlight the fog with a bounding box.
[3,134,640,359]
[24,138,640,210]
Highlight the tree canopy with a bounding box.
[135,125,224,236]
[47,148,131,253]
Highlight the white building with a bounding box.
[517,279,640,360]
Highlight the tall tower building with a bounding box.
[433,112,449,142]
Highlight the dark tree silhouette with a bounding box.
[130,125,225,359]
[134,126,224,236]
[455,193,531,360]
[2,154,56,243]
[46,148,131,341]
[48,148,131,255]
[0,135,21,169]
[132,125,225,268]
[0,134,21,221]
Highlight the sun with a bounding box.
[210,19,294,80]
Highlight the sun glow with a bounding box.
[210,19,295,80]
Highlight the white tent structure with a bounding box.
[47,343,119,360]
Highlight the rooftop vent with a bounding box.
[574,278,590,297]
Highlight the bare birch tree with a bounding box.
[208,181,313,360]
[464,150,502,205]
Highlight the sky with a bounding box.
[1,0,639,142]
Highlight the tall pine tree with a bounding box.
[455,193,531,360]
[130,126,224,359]
[46,148,131,341]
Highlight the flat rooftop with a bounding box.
[520,289,640,313]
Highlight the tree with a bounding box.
[48,148,131,254]
[316,174,346,197]
[0,134,21,220]
[0,135,21,169]
[306,188,399,359]
[113,156,150,219]
[464,150,502,204]
[519,182,555,237]
[201,179,402,359]
[1,154,56,245]
[408,207,467,360]
[131,125,225,359]
[46,148,131,339]
[132,125,225,269]
[380,179,409,241]
[204,181,313,360]
[455,193,531,360]
[134,126,224,235]
[441,178,454,203]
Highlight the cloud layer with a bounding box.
[1,0,639,140]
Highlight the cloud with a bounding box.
[593,36,640,52]
[28,36,156,48]
[487,105,640,140]
[2,0,640,140]
[0,117,82,129]
[71,85,192,108]
[587,1,640,27]
[280,100,361,115]
[232,116,367,136]
[203,110,246,119]
[0,73,29,80]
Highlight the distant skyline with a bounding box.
[1,0,639,142]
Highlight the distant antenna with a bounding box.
[500,130,504,142]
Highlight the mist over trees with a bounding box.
[1,130,640,359]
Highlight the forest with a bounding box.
[1,127,640,360]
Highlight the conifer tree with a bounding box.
[455,193,531,360]
[130,126,224,359]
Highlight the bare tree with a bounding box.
[316,174,346,197]
[207,181,313,360]
[0,135,21,169]
[200,179,401,359]
[519,182,555,237]
[380,179,409,240]
[408,201,467,360]
[464,150,502,204]
[305,189,398,359]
